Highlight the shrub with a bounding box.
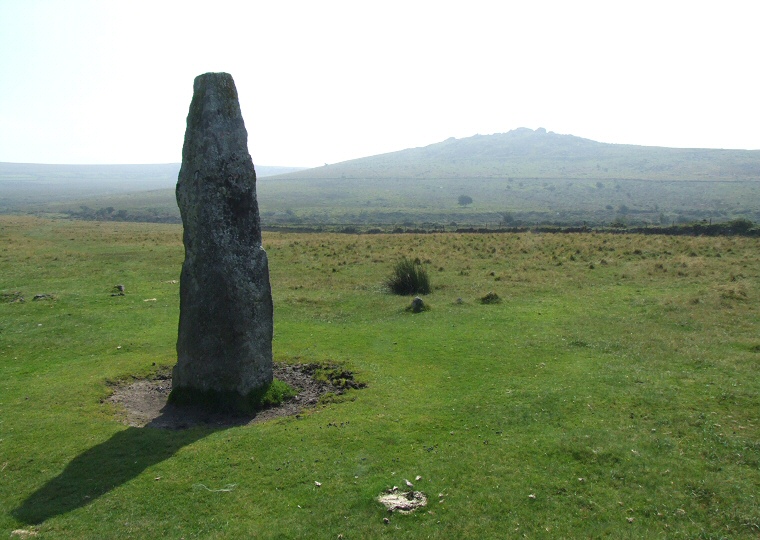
[386,257,431,295]
[726,218,754,234]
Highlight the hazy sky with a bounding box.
[1,1,757,167]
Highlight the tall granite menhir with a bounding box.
[172,72,273,410]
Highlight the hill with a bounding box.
[277,128,760,181]
[3,130,759,228]
[253,129,760,228]
[0,162,306,210]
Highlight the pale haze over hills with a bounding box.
[4,129,760,193]
[3,129,758,228]
[277,128,760,182]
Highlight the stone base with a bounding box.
[168,382,275,415]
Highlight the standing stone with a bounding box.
[172,72,273,409]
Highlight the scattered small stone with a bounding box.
[415,475,422,481]
[528,493,536,500]
[406,296,428,313]
[143,298,157,302]
[383,517,390,525]
[111,284,125,296]
[1,291,24,303]
[377,486,427,514]
[315,481,322,487]
[404,478,414,488]
[32,294,54,301]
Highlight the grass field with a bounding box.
[21,175,760,229]
[1,216,759,538]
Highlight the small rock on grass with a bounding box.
[377,486,428,514]
[406,296,429,313]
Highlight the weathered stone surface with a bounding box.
[172,72,273,401]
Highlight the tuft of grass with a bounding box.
[480,291,501,304]
[385,256,431,295]
[309,363,367,390]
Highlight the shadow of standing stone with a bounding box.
[13,426,212,524]
[172,72,273,412]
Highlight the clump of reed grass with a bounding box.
[386,257,431,295]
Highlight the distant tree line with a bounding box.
[61,205,757,237]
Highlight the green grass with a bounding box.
[1,216,759,538]
[29,175,760,229]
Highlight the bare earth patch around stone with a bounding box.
[106,363,362,429]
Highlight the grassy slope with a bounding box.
[5,130,760,226]
[1,217,759,538]
[279,128,760,181]
[256,128,760,225]
[27,174,760,228]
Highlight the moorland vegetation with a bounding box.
[1,216,758,538]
